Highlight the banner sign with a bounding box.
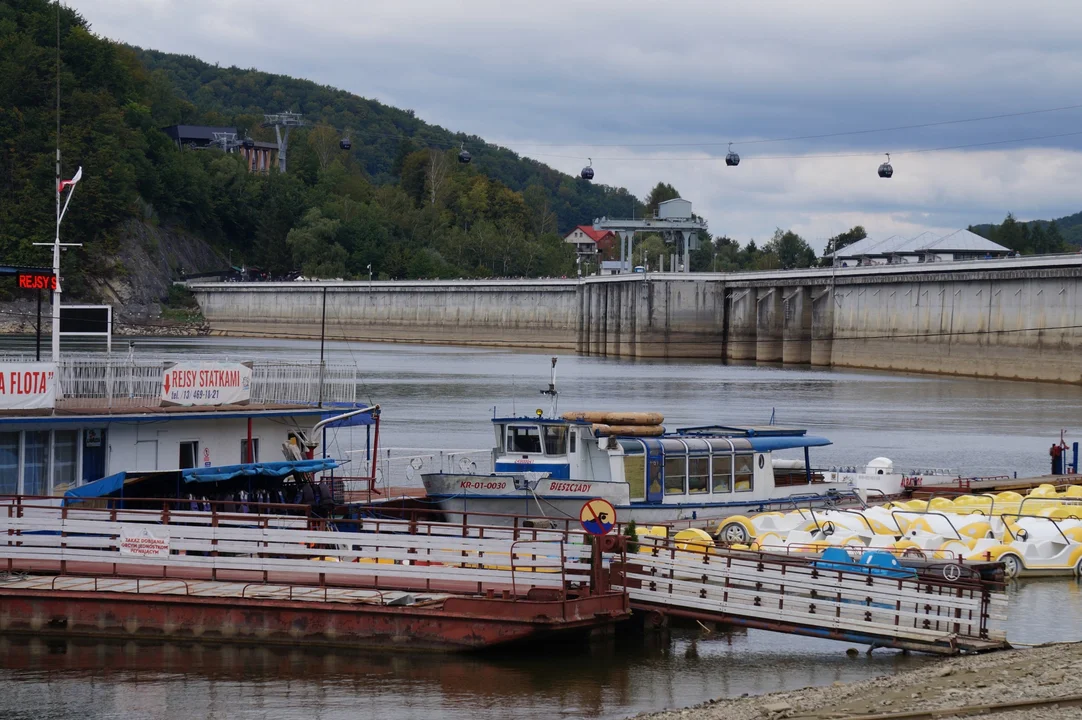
[0,362,57,410]
[119,526,170,558]
[161,362,252,407]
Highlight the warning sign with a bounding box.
[119,526,170,558]
[0,362,57,410]
[161,361,252,407]
[579,498,617,536]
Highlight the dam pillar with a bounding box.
[755,287,783,363]
[726,288,757,361]
[810,286,835,366]
[782,286,812,365]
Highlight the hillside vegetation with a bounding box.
[1,0,646,293]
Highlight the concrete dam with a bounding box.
[190,254,1082,384]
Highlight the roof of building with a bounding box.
[162,125,238,143]
[831,230,1010,258]
[566,225,616,242]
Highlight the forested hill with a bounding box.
[1,0,645,299]
[970,210,1082,250]
[133,47,643,229]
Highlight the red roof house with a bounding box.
[564,225,616,257]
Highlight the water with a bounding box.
[2,336,1081,719]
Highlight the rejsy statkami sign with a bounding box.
[161,362,253,406]
[119,526,170,558]
[0,362,57,410]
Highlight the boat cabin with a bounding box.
[490,418,830,505]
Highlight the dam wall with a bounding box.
[191,279,581,350]
[190,254,1082,383]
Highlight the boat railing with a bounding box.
[37,357,361,408]
[348,447,493,492]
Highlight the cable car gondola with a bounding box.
[725,142,740,167]
[458,142,471,164]
[241,137,255,149]
[580,158,594,180]
[339,136,352,151]
[878,153,893,178]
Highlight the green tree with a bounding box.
[764,229,817,269]
[823,225,867,258]
[643,182,680,216]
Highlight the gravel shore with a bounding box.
[631,643,1082,720]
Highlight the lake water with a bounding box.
[1,336,1080,720]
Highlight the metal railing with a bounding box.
[36,357,361,407]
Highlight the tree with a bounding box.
[823,225,867,258]
[632,235,667,269]
[764,229,817,269]
[307,125,340,171]
[425,149,450,206]
[644,182,680,216]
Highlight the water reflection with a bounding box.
[0,628,932,720]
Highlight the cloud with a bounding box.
[70,0,1082,244]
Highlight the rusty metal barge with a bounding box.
[0,499,629,651]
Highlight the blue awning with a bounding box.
[181,458,338,483]
[65,471,128,499]
[746,435,832,452]
[64,458,339,500]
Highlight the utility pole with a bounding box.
[262,111,305,173]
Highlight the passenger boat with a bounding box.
[0,354,377,506]
[421,415,857,532]
[419,362,885,533]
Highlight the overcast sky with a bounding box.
[71,0,1082,250]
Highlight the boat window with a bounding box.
[23,431,48,495]
[664,456,686,495]
[712,454,732,493]
[625,456,646,500]
[543,425,567,455]
[507,426,542,454]
[494,426,504,453]
[735,454,754,492]
[240,438,260,463]
[688,457,709,494]
[53,430,78,491]
[0,432,18,494]
[569,431,577,454]
[179,441,199,470]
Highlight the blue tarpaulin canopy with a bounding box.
[181,458,338,482]
[64,458,339,500]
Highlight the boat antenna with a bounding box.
[511,375,516,416]
[32,3,84,361]
[540,357,559,418]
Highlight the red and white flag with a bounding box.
[56,167,83,193]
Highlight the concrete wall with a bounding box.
[194,280,581,350]
[191,254,1082,384]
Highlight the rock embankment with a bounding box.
[632,643,1082,720]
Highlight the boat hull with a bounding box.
[422,473,861,527]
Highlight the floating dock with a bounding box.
[0,497,1007,654]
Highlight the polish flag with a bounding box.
[57,167,83,193]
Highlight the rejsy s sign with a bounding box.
[0,362,57,410]
[161,362,253,406]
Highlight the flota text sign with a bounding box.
[0,362,57,410]
[161,362,253,407]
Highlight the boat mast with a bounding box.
[34,2,82,363]
[540,356,558,418]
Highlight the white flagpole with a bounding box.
[43,166,82,363]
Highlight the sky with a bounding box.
[70,0,1082,251]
